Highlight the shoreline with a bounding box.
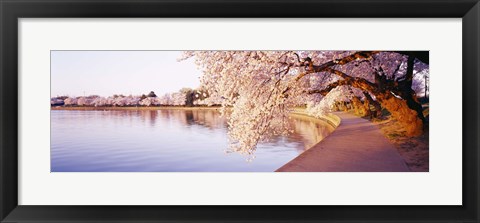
[51,106,425,172]
[276,112,411,172]
[51,106,340,129]
[52,106,345,171]
[290,108,341,129]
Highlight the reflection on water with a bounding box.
[51,109,334,172]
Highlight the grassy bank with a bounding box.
[373,117,429,172]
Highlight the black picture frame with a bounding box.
[1,0,479,222]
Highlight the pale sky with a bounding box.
[51,51,201,97]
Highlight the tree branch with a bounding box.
[395,51,429,64]
[294,51,379,81]
[322,68,377,93]
[306,67,380,97]
[307,79,350,96]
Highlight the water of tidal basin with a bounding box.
[51,109,334,172]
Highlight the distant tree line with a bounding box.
[51,88,223,107]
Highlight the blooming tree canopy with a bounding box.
[182,51,429,157]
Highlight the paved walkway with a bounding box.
[277,112,410,172]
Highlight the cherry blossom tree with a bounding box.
[76,97,86,106]
[125,96,141,106]
[182,50,429,156]
[92,97,107,107]
[112,96,127,107]
[158,93,172,105]
[193,94,223,106]
[170,92,187,106]
[139,96,160,106]
[63,97,77,106]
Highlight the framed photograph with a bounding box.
[1,0,478,222]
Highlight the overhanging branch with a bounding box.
[294,51,380,81]
[307,68,379,96]
[307,79,350,96]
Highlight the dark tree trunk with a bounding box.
[375,91,423,136]
[363,91,382,118]
[342,101,348,111]
[363,98,372,118]
[396,56,426,125]
[351,96,368,117]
